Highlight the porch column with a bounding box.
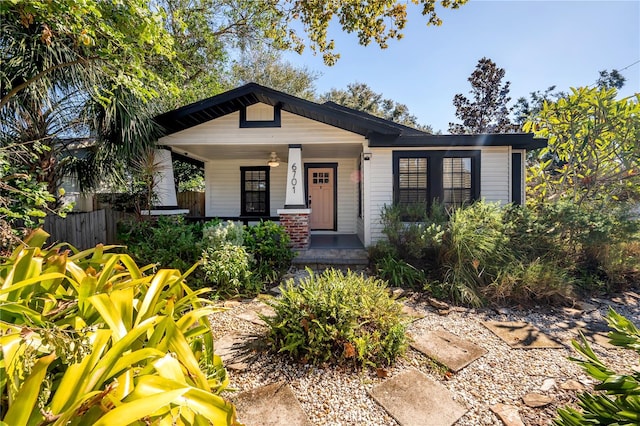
[279,144,311,249]
[284,145,306,207]
[142,148,189,216]
[153,148,178,208]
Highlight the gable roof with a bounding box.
[155,83,408,136]
[154,83,546,150]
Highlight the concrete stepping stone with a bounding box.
[554,319,616,349]
[214,332,265,371]
[235,302,276,326]
[490,403,525,426]
[369,369,466,426]
[233,382,312,426]
[522,393,553,408]
[482,321,563,349]
[409,329,487,372]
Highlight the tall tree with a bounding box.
[525,87,640,208]
[229,48,319,100]
[1,0,466,208]
[321,82,434,132]
[448,57,516,134]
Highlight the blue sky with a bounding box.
[283,0,640,133]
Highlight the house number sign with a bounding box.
[290,163,297,193]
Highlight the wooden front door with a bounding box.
[308,167,335,230]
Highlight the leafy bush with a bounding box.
[555,309,640,425]
[243,220,295,284]
[117,215,204,272]
[202,242,259,296]
[265,268,407,367]
[440,201,513,306]
[0,230,238,425]
[377,199,639,306]
[119,218,294,297]
[374,255,425,289]
[203,220,243,249]
[379,202,446,266]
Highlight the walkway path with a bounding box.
[211,290,640,425]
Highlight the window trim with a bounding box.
[393,150,481,207]
[240,166,270,216]
[239,104,282,128]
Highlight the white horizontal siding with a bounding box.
[161,106,365,146]
[368,148,394,244]
[366,146,513,244]
[205,159,287,217]
[205,156,358,233]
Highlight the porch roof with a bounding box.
[154,83,547,151]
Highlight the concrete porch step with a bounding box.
[292,248,369,269]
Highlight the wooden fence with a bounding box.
[40,192,205,250]
[177,191,205,216]
[43,209,133,250]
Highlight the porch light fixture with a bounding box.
[267,151,280,167]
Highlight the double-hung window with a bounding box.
[240,166,270,216]
[393,151,480,209]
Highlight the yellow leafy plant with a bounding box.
[0,229,240,425]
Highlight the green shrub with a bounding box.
[0,230,238,425]
[203,220,243,249]
[379,202,446,267]
[265,268,408,367]
[117,215,204,272]
[440,201,514,306]
[378,199,639,306]
[374,255,425,289]
[243,220,295,284]
[555,309,640,425]
[202,242,259,296]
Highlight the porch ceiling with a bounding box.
[172,143,363,162]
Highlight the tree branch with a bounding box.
[1,57,94,110]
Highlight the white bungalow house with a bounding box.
[154,83,546,250]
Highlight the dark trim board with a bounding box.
[511,152,523,205]
[371,133,547,150]
[304,162,338,231]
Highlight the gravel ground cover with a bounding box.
[210,288,640,425]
